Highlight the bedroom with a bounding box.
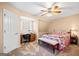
[0,2,79,56]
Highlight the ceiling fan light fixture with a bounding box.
[51,5,61,13]
[53,10,61,13]
[47,13,52,17]
[39,3,62,16]
[54,5,59,9]
[53,12,60,15]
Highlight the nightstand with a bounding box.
[70,35,78,45]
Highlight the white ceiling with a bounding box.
[8,2,79,21]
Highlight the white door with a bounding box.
[3,9,20,53]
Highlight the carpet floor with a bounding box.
[0,42,79,56]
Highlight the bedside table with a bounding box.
[70,35,78,45]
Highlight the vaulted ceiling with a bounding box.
[8,2,79,21]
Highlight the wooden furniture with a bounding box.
[30,33,36,42]
[70,29,78,45]
[38,39,59,54]
[20,33,36,44]
[70,35,78,45]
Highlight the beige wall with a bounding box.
[49,14,79,35]
[39,20,50,32]
[38,20,50,36]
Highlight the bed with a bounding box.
[38,32,70,52]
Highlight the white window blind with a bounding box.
[20,16,34,34]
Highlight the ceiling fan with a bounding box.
[36,2,62,16]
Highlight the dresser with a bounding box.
[21,33,36,43]
[30,33,36,42]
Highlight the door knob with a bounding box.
[4,30,6,33]
[15,33,18,35]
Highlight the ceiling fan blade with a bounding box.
[41,10,47,12]
[34,11,47,16]
[40,12,48,16]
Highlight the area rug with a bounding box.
[58,45,79,56]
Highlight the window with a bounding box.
[20,16,34,34]
[28,20,34,33]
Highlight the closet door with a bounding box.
[0,9,3,53]
[3,9,20,53]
